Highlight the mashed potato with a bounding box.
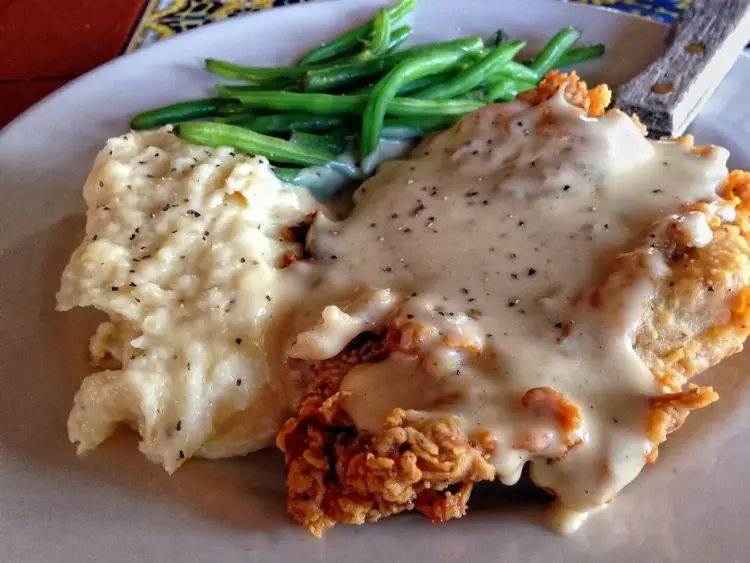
[57,128,318,472]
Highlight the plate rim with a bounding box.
[2,2,750,560]
[0,0,675,139]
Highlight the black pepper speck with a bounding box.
[409,199,426,217]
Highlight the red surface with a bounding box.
[0,0,146,127]
[0,79,70,128]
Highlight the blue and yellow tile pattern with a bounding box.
[127,0,692,51]
[570,0,690,23]
[128,0,310,50]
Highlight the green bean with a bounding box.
[206,28,412,88]
[385,25,412,53]
[387,0,416,24]
[491,60,539,83]
[271,167,301,183]
[350,69,449,96]
[528,27,581,78]
[217,88,360,114]
[207,35,477,90]
[213,111,258,124]
[301,36,484,92]
[297,35,362,68]
[230,113,349,134]
[381,116,458,139]
[555,43,605,67]
[175,122,358,176]
[463,89,488,101]
[348,27,412,74]
[217,89,484,117]
[296,0,415,66]
[415,40,525,100]
[215,108,276,124]
[205,58,309,85]
[360,45,477,164]
[351,95,483,118]
[357,8,391,61]
[130,98,228,130]
[290,131,349,153]
[396,72,454,95]
[349,83,377,95]
[215,101,252,116]
[485,79,536,102]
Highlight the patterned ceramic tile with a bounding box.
[569,0,691,23]
[127,0,693,51]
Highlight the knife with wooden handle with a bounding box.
[615,0,750,138]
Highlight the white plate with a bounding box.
[1,1,749,561]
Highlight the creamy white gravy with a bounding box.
[289,91,731,528]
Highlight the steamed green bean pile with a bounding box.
[130,0,604,195]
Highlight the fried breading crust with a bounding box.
[277,331,496,537]
[276,72,750,536]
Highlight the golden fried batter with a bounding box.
[276,72,750,536]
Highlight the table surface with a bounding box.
[0,0,691,128]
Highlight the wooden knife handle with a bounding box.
[616,0,750,138]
